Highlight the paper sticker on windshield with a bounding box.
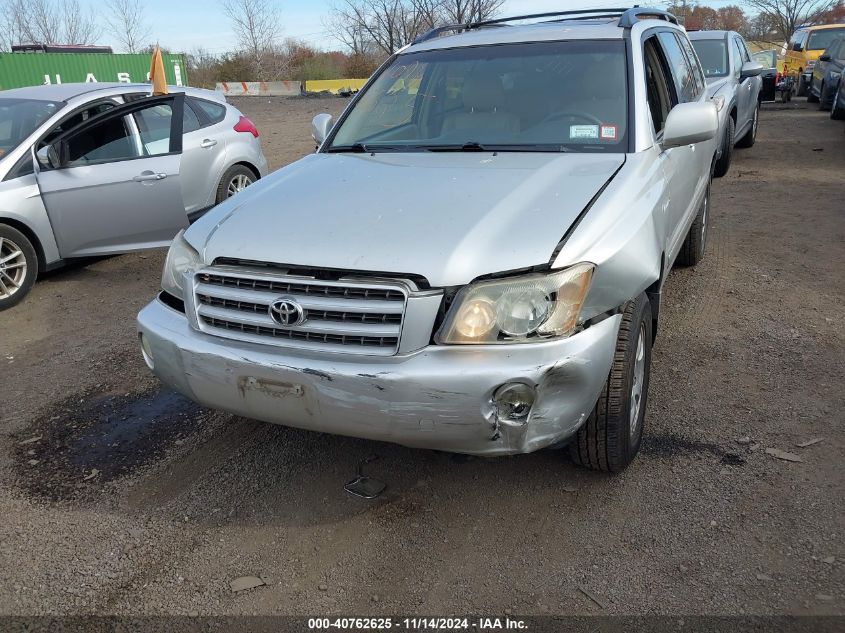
[600,125,618,141]
[570,124,599,139]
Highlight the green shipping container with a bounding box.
[0,52,188,91]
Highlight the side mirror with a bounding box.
[662,102,718,149]
[819,54,831,62]
[741,61,764,78]
[311,113,333,146]
[792,42,804,52]
[35,144,61,169]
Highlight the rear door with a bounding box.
[35,94,188,258]
[180,97,229,214]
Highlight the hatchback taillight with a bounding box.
[234,116,259,138]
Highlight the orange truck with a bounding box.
[785,23,845,96]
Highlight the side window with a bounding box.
[65,115,137,165]
[133,104,174,156]
[643,36,674,135]
[657,31,698,102]
[190,98,226,126]
[677,34,705,98]
[43,101,118,145]
[183,102,201,134]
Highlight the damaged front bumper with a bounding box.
[137,298,621,455]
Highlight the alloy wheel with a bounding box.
[226,174,253,198]
[0,236,27,299]
[629,323,646,437]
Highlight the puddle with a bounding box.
[13,387,204,501]
[642,432,746,465]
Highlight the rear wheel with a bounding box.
[0,225,38,311]
[676,181,710,267]
[569,294,652,472]
[712,117,734,178]
[736,104,759,148]
[216,165,256,204]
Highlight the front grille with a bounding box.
[192,267,409,355]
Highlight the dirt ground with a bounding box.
[0,95,842,619]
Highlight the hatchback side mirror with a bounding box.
[662,102,718,149]
[311,113,333,146]
[819,54,831,62]
[741,61,764,78]
[35,144,61,169]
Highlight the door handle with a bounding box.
[133,172,167,182]
[200,139,218,148]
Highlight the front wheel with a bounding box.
[832,88,845,120]
[0,225,38,311]
[676,181,710,267]
[712,117,734,178]
[807,86,820,103]
[736,104,759,148]
[569,294,652,472]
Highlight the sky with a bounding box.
[88,0,741,54]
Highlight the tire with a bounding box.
[215,164,257,204]
[676,181,710,267]
[0,225,38,311]
[807,84,820,103]
[819,81,834,111]
[736,104,759,148]
[712,117,734,178]
[569,293,652,473]
[832,88,845,120]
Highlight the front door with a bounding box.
[35,94,189,258]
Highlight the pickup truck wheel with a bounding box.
[675,182,710,267]
[712,117,734,178]
[569,293,652,472]
[736,104,758,148]
[216,165,256,204]
[0,225,37,311]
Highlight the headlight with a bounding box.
[161,230,202,298]
[712,95,726,112]
[435,263,594,345]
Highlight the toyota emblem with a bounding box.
[269,297,305,327]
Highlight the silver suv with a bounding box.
[138,8,718,471]
[689,30,763,177]
[0,83,268,309]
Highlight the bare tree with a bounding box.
[0,0,100,47]
[220,0,282,77]
[329,0,503,56]
[438,0,505,23]
[104,0,151,52]
[62,0,101,44]
[743,0,837,40]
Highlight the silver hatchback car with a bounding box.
[0,82,269,309]
[139,7,717,472]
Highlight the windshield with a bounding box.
[691,39,728,77]
[752,50,777,69]
[0,98,62,159]
[808,28,845,51]
[328,40,628,153]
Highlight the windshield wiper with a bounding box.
[327,142,369,153]
[424,142,570,153]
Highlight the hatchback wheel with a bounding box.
[216,165,256,204]
[569,293,652,472]
[676,182,710,267]
[0,225,38,311]
[832,88,845,120]
[713,117,734,177]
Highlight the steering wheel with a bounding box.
[539,111,604,127]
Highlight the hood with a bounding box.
[187,151,624,287]
[705,76,731,97]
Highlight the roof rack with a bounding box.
[411,6,678,46]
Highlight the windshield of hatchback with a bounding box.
[328,40,628,153]
[691,39,728,77]
[808,28,845,51]
[0,98,62,158]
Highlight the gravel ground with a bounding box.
[0,96,842,618]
